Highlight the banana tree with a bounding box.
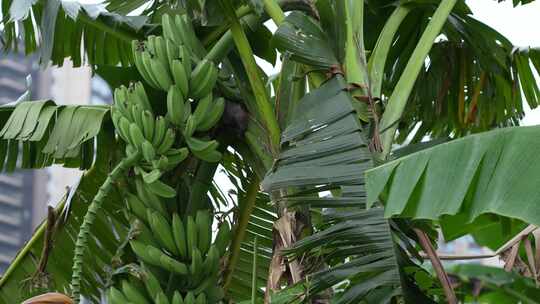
[1,0,540,303]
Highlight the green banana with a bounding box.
[119,117,134,145]
[142,51,162,89]
[165,39,180,69]
[186,137,218,153]
[122,280,150,304]
[184,292,196,304]
[193,149,221,163]
[165,148,189,169]
[133,82,152,111]
[129,123,146,150]
[143,265,164,300]
[146,35,157,55]
[179,44,192,78]
[172,59,189,96]
[111,108,122,132]
[152,116,168,147]
[113,112,130,142]
[155,292,170,304]
[157,128,176,154]
[136,241,187,274]
[148,210,179,256]
[186,137,222,162]
[167,85,186,126]
[162,14,184,46]
[149,57,173,91]
[133,219,161,248]
[153,155,170,171]
[172,291,185,304]
[193,275,216,296]
[147,179,177,198]
[174,15,191,51]
[154,35,170,73]
[135,179,168,217]
[108,286,128,304]
[172,213,188,260]
[196,210,211,255]
[131,104,145,132]
[203,245,219,276]
[113,86,132,120]
[189,248,204,286]
[189,59,218,99]
[141,110,155,141]
[126,193,148,223]
[186,215,197,260]
[214,221,231,255]
[142,140,157,163]
[196,97,225,132]
[132,41,159,88]
[130,240,161,266]
[192,94,213,126]
[159,251,188,275]
[195,293,206,304]
[183,115,197,138]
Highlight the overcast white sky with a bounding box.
[465,0,540,125]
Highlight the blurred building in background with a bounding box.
[0,52,50,272]
[0,51,111,273]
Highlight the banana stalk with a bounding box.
[70,152,141,303]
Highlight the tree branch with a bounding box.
[413,228,457,304]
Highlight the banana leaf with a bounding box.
[366,126,540,236]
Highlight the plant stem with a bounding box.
[263,0,285,24]
[369,5,411,98]
[378,0,458,161]
[223,175,260,291]
[220,0,281,155]
[70,152,140,303]
[341,0,368,87]
[414,228,457,304]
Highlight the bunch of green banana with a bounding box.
[111,83,189,185]
[126,208,230,300]
[131,36,191,92]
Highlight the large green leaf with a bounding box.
[262,76,405,303]
[0,130,127,303]
[0,101,110,171]
[272,12,339,68]
[450,264,540,303]
[1,0,146,67]
[366,126,540,231]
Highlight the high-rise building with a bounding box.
[0,48,111,273]
[0,52,50,272]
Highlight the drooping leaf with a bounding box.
[0,101,110,171]
[366,126,540,231]
[2,0,146,67]
[272,12,339,69]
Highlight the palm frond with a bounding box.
[0,101,111,171]
[262,76,404,303]
[214,152,276,302]
[388,9,540,142]
[1,0,146,67]
[366,126,540,238]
